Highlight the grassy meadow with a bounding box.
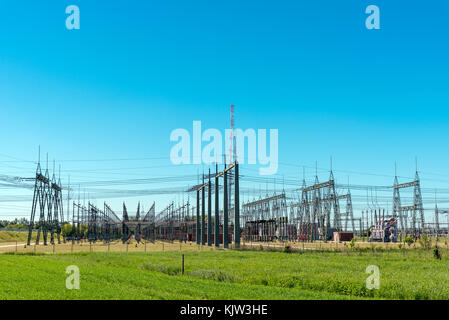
[0,243,448,300]
[0,230,33,243]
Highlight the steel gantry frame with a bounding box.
[141,202,156,242]
[153,201,194,242]
[392,170,425,238]
[119,202,156,243]
[291,170,341,242]
[243,193,289,242]
[433,204,449,239]
[71,201,121,242]
[338,192,355,233]
[194,162,240,248]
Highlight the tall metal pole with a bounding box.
[234,162,240,248]
[207,170,212,246]
[223,166,229,248]
[67,175,70,223]
[201,176,206,246]
[214,164,220,247]
[196,190,200,245]
[361,210,364,241]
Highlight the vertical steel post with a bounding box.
[223,167,229,248]
[201,179,206,246]
[215,165,220,247]
[196,190,200,245]
[208,171,212,246]
[234,163,240,248]
[182,254,185,275]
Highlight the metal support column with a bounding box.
[207,171,212,246]
[196,190,200,245]
[214,165,220,247]
[234,162,240,248]
[223,167,229,248]
[201,177,206,245]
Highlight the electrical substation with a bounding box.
[19,154,449,248]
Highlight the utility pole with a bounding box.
[196,190,200,245]
[67,175,70,223]
[234,162,240,248]
[214,163,220,247]
[201,174,206,245]
[208,169,212,246]
[223,163,229,249]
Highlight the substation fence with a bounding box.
[0,240,242,255]
[4,237,449,256]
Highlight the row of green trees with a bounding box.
[60,223,89,238]
[0,218,29,229]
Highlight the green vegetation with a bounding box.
[404,236,415,246]
[0,248,448,300]
[418,234,432,249]
[283,245,292,253]
[0,230,32,243]
[349,238,355,249]
[0,218,28,229]
[433,246,442,260]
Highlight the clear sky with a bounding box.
[0,1,448,222]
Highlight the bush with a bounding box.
[3,251,43,256]
[349,238,355,249]
[189,269,235,282]
[283,245,292,254]
[140,262,180,275]
[404,236,414,247]
[418,234,432,250]
[433,247,442,260]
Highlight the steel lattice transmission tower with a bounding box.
[413,170,425,235]
[51,164,64,244]
[392,163,425,238]
[27,152,48,245]
[27,150,64,246]
[392,173,402,230]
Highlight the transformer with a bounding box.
[370,218,398,242]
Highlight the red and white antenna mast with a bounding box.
[229,104,236,164]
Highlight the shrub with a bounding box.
[140,262,180,275]
[2,251,43,256]
[433,246,442,260]
[278,277,295,288]
[189,269,235,282]
[283,245,292,254]
[349,238,355,249]
[418,234,431,250]
[404,236,414,247]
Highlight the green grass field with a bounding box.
[1,247,448,300]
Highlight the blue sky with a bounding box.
[0,1,448,220]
